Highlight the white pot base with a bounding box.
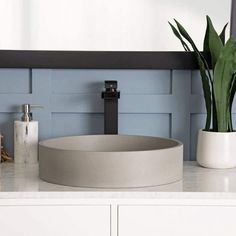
[197,130,236,169]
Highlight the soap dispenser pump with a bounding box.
[14,104,43,164]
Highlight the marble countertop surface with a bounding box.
[1,161,236,199]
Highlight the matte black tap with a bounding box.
[101,81,120,134]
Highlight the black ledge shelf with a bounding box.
[0,50,205,70]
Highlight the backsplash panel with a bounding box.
[51,69,171,95]
[1,68,232,160]
[190,114,206,161]
[0,69,31,94]
[119,113,170,137]
[191,70,203,95]
[51,113,104,137]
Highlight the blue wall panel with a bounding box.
[119,113,170,137]
[51,69,171,94]
[190,114,206,161]
[0,68,222,161]
[0,69,31,94]
[51,113,104,137]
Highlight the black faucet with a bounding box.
[101,81,120,134]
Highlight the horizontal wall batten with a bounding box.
[50,94,174,113]
[0,51,203,69]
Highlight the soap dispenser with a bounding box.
[14,104,42,164]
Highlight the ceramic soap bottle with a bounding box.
[14,104,42,164]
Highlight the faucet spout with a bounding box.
[101,81,120,134]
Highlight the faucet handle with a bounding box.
[105,80,117,91]
[102,81,120,99]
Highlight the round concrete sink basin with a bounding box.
[39,135,183,188]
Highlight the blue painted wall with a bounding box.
[0,68,227,160]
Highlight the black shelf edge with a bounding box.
[0,50,201,69]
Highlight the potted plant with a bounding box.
[169,16,236,168]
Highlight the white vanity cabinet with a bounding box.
[118,204,236,236]
[0,203,110,236]
[1,199,236,236]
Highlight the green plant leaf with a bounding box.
[203,18,210,52]
[206,16,223,68]
[170,19,212,130]
[170,17,235,132]
[174,19,199,52]
[174,19,212,82]
[168,22,190,51]
[228,73,236,131]
[213,38,236,132]
[196,54,212,130]
[219,23,228,45]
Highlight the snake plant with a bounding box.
[169,16,236,132]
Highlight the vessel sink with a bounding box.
[39,135,183,188]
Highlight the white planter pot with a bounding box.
[197,129,236,169]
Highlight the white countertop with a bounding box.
[1,161,236,199]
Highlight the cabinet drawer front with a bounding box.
[119,205,236,236]
[0,205,110,236]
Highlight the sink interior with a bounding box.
[39,135,180,152]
